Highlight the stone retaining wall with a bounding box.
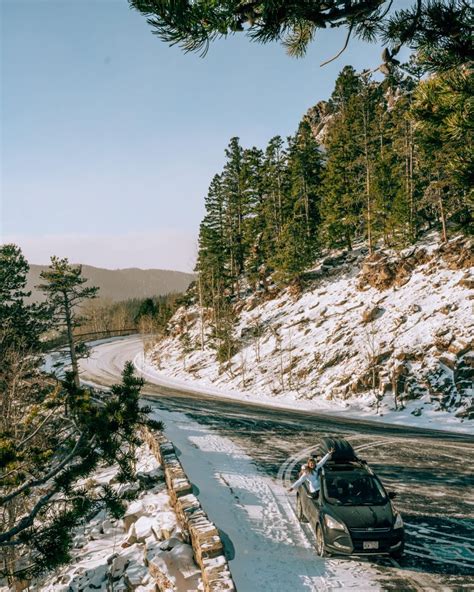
[142,428,236,592]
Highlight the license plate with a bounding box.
[363,541,379,550]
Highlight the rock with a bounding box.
[187,514,223,566]
[101,519,117,535]
[448,340,471,357]
[435,326,451,337]
[170,542,200,579]
[137,467,163,488]
[144,541,177,591]
[319,351,348,372]
[159,536,184,551]
[116,482,140,497]
[124,562,149,589]
[439,353,457,371]
[440,236,474,270]
[135,585,157,592]
[361,306,384,324]
[152,511,178,541]
[87,565,108,589]
[110,555,129,580]
[108,578,128,592]
[458,273,474,289]
[122,523,137,547]
[373,349,393,365]
[412,408,422,416]
[396,349,424,362]
[123,500,146,531]
[134,516,155,542]
[201,555,235,591]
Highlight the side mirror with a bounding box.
[388,491,397,500]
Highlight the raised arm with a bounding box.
[316,447,335,470]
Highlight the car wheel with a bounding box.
[390,543,405,561]
[315,525,328,557]
[296,495,308,523]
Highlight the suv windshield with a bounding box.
[323,470,388,506]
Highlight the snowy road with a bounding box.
[79,337,474,591]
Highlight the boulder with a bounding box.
[122,523,137,547]
[134,516,155,543]
[86,565,108,589]
[124,562,149,589]
[152,511,178,541]
[144,541,177,591]
[110,555,129,580]
[123,500,146,531]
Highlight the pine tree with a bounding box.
[197,173,228,302]
[321,69,364,250]
[412,66,473,237]
[287,120,324,241]
[0,245,51,352]
[38,258,99,388]
[222,137,248,282]
[131,0,472,70]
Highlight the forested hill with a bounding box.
[196,64,471,309]
[148,62,473,424]
[27,264,194,302]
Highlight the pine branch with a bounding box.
[0,433,88,505]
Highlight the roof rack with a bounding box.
[323,458,373,475]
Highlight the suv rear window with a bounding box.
[323,470,388,506]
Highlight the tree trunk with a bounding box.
[303,178,310,238]
[362,105,373,254]
[438,187,448,243]
[64,292,80,388]
[197,273,205,351]
[345,230,352,251]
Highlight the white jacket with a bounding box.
[290,452,331,493]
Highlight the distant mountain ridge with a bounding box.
[27,264,195,302]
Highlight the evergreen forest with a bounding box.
[196,64,472,300]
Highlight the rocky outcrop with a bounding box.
[358,247,430,290]
[358,236,473,292]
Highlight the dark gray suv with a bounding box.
[295,437,405,558]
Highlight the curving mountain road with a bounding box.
[79,336,474,591]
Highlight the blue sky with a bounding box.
[2,0,392,271]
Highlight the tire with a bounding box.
[296,494,308,523]
[315,525,328,557]
[390,542,405,561]
[319,437,356,462]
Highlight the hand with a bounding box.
[329,447,335,454]
[288,487,293,492]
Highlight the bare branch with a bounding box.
[320,22,354,67]
[18,409,56,449]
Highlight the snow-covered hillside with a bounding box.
[147,233,473,431]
